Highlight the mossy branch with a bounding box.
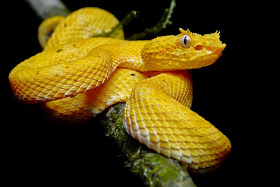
[94,0,176,40]
[101,103,196,187]
[126,0,176,40]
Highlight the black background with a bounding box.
[3,0,255,186]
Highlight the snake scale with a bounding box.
[9,7,231,171]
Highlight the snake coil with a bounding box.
[9,7,231,172]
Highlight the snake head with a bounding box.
[141,28,226,71]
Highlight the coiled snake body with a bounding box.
[9,7,231,171]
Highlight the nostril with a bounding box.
[194,45,203,50]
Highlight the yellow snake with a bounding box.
[8,7,231,171]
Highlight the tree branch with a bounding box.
[25,0,70,19]
[126,0,176,40]
[25,1,196,186]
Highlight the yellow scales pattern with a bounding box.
[9,7,231,170]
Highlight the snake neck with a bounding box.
[87,27,226,73]
[86,40,149,72]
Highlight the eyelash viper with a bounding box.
[8,7,231,172]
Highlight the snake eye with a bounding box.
[180,35,192,48]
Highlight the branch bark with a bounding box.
[25,0,70,19]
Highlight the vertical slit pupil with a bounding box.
[184,36,187,45]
